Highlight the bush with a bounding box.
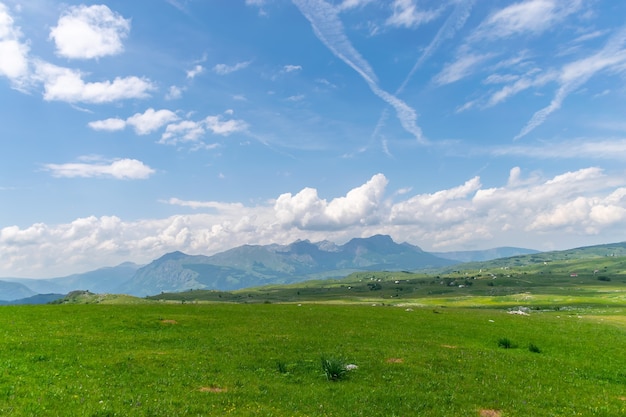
[528,343,541,353]
[597,276,611,282]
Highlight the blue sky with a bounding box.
[2,0,626,278]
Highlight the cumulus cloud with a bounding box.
[275,173,388,229]
[35,61,155,103]
[2,167,625,277]
[160,113,248,144]
[43,158,156,179]
[49,4,130,59]
[127,108,179,135]
[89,108,179,135]
[0,3,30,85]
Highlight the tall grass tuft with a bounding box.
[497,337,515,349]
[321,356,348,381]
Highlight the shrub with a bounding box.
[528,343,541,353]
[321,356,348,381]
[597,276,611,282]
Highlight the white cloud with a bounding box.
[0,3,30,84]
[160,113,248,144]
[275,173,388,229]
[127,108,179,135]
[49,4,130,59]
[88,109,178,135]
[43,158,155,180]
[165,85,183,100]
[205,115,248,135]
[186,64,204,79]
[88,117,126,132]
[213,61,251,75]
[161,120,206,143]
[283,64,302,73]
[385,0,442,29]
[3,167,626,277]
[35,61,155,103]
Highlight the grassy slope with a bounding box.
[0,303,625,416]
[147,253,626,309]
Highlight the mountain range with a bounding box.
[0,235,538,301]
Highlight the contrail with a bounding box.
[292,0,425,143]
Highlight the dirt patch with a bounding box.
[479,410,501,417]
[386,358,404,363]
[441,344,457,349]
[619,396,626,401]
[160,319,178,325]
[199,386,227,393]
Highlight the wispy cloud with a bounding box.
[491,138,626,161]
[397,0,474,94]
[433,52,493,86]
[282,64,302,73]
[213,61,251,75]
[471,0,583,41]
[292,0,425,143]
[515,26,626,139]
[385,0,442,29]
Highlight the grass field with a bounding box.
[1,302,625,416]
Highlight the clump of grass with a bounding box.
[497,337,515,349]
[276,360,288,374]
[321,356,348,381]
[528,343,541,353]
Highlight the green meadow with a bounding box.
[1,302,625,416]
[2,254,626,416]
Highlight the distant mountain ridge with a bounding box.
[0,235,562,301]
[118,235,457,296]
